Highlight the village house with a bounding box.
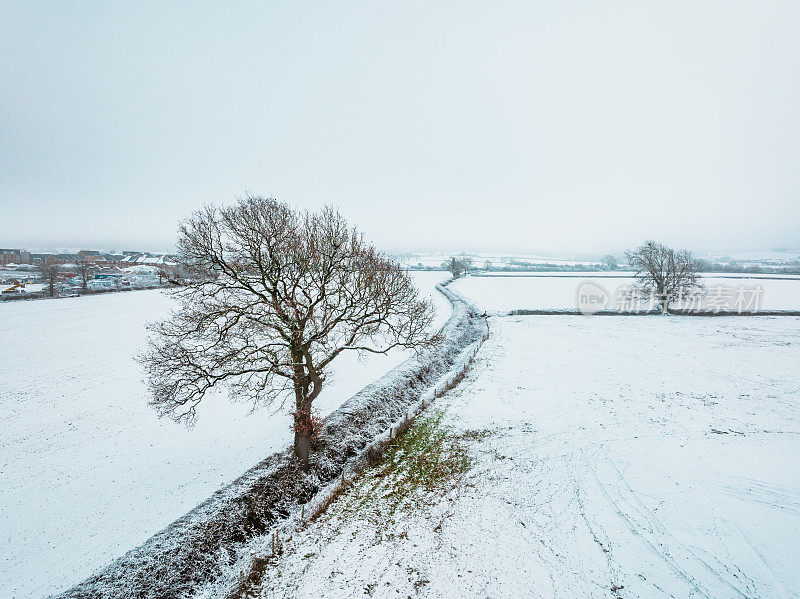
[77,250,102,263]
[0,249,32,265]
[29,253,58,265]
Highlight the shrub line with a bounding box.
[59,279,488,599]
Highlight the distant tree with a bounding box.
[460,255,473,275]
[625,240,702,313]
[74,259,91,291]
[694,258,714,272]
[445,256,471,278]
[444,257,459,278]
[37,261,60,297]
[140,197,435,469]
[600,255,618,270]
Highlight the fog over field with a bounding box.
[3,2,800,255]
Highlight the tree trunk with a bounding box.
[292,375,312,469]
[291,344,324,471]
[291,342,312,470]
[294,424,310,470]
[656,283,667,314]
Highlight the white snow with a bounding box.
[0,271,449,598]
[452,273,800,312]
[122,265,162,274]
[258,315,800,598]
[393,252,602,269]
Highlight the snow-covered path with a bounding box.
[259,315,800,598]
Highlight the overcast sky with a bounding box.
[1,1,799,255]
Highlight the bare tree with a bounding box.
[625,240,702,313]
[140,197,435,468]
[444,256,471,278]
[445,257,459,278]
[600,254,618,270]
[37,261,60,298]
[460,255,472,275]
[156,267,169,286]
[74,259,91,292]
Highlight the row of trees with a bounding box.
[36,260,102,297]
[33,261,175,298]
[440,253,631,274]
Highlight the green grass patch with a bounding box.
[324,408,485,530]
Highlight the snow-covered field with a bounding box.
[259,315,800,598]
[452,273,800,312]
[393,252,601,270]
[0,271,449,598]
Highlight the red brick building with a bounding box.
[0,249,32,266]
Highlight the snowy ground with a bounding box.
[392,252,602,270]
[257,315,800,598]
[452,273,800,313]
[0,271,449,598]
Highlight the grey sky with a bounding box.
[1,1,799,255]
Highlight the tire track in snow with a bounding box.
[584,444,758,598]
[728,518,789,599]
[548,319,769,598]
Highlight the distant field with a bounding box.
[394,252,602,269]
[0,271,449,598]
[451,272,800,312]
